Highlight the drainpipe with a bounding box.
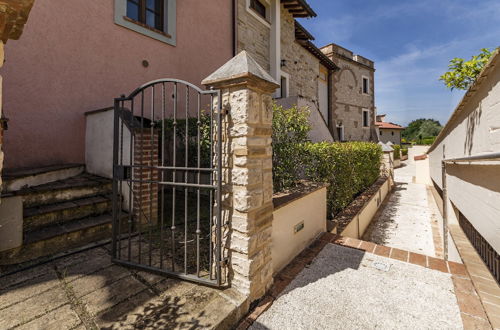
[232,0,237,56]
[441,161,449,260]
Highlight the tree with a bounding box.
[439,48,494,90]
[402,118,442,143]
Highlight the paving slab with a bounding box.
[363,162,437,256]
[251,244,463,330]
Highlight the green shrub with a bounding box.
[421,136,436,145]
[393,145,401,160]
[301,141,382,217]
[272,102,382,217]
[401,148,408,157]
[272,103,311,192]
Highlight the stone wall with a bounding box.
[379,129,402,145]
[237,0,271,72]
[322,44,376,142]
[280,4,319,104]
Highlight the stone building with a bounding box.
[321,43,377,141]
[376,114,404,145]
[236,0,337,142]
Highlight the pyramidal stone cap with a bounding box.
[378,141,394,152]
[202,51,279,89]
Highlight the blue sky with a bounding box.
[298,0,500,126]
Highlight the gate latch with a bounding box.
[115,165,131,180]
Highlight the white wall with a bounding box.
[272,186,327,274]
[428,53,500,254]
[85,109,133,211]
[275,96,334,142]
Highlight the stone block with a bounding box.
[234,187,263,212]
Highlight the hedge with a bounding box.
[393,145,401,160]
[272,103,383,217]
[301,142,382,217]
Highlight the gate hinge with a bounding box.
[221,257,229,266]
[114,165,131,180]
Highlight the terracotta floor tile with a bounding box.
[448,261,468,276]
[390,248,409,262]
[409,252,427,267]
[308,239,329,254]
[373,245,391,258]
[344,237,362,249]
[427,257,449,273]
[319,232,336,242]
[270,275,292,298]
[358,241,376,253]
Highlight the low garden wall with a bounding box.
[331,176,393,239]
[271,183,327,274]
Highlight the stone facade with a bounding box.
[280,5,318,104]
[379,128,402,145]
[202,51,279,304]
[321,43,376,142]
[237,0,271,72]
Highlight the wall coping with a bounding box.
[331,176,390,234]
[273,182,328,211]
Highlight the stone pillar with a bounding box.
[202,51,279,303]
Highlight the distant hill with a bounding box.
[402,119,443,144]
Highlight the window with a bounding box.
[250,0,266,19]
[277,71,289,99]
[115,0,176,46]
[391,131,394,136]
[380,131,383,135]
[127,0,164,31]
[362,76,369,94]
[246,0,270,27]
[280,76,288,98]
[337,124,345,141]
[362,109,369,127]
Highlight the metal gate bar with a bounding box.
[111,79,224,287]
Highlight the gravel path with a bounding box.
[251,244,462,330]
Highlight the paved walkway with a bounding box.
[242,234,492,330]
[0,241,245,329]
[362,159,440,257]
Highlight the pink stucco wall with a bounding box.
[2,0,233,169]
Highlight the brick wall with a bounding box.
[133,129,159,226]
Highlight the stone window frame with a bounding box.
[362,108,370,128]
[246,0,271,28]
[362,75,370,95]
[114,0,177,46]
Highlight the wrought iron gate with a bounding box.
[111,79,225,287]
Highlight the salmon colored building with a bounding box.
[2,0,234,169]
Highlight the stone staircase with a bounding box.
[0,164,122,266]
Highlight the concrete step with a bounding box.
[2,164,84,192]
[8,173,112,208]
[23,195,112,232]
[0,213,127,265]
